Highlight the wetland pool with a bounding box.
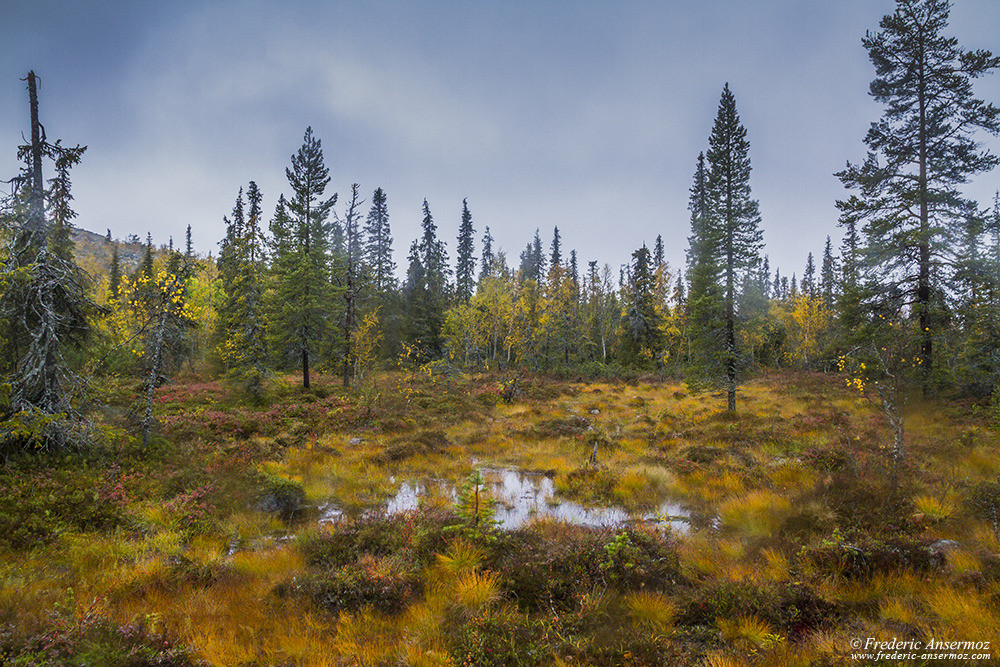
[319,466,694,532]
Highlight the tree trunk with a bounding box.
[726,243,737,413]
[302,349,310,389]
[26,72,45,245]
[917,34,933,396]
[143,302,169,447]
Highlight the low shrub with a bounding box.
[292,553,423,615]
[0,613,207,666]
[526,416,591,439]
[254,471,305,520]
[0,464,131,549]
[799,536,942,580]
[486,524,680,612]
[381,429,451,461]
[965,479,1000,537]
[678,580,837,637]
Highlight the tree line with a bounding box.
[1,0,998,452]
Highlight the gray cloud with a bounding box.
[2,0,998,279]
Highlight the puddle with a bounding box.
[321,467,692,532]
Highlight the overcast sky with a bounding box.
[3,1,999,281]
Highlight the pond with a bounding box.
[320,466,693,532]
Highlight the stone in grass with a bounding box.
[255,472,306,520]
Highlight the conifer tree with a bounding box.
[139,233,154,282]
[455,198,476,302]
[363,187,395,295]
[480,226,494,281]
[549,227,562,269]
[108,245,122,303]
[219,181,268,398]
[403,199,450,358]
[570,250,579,294]
[802,252,816,299]
[268,127,338,389]
[518,229,546,284]
[621,244,662,364]
[836,0,1000,391]
[687,85,763,411]
[685,151,725,391]
[820,236,837,306]
[0,71,95,449]
[339,183,365,387]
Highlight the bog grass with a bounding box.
[1,369,998,664]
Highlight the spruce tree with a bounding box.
[403,199,450,358]
[836,0,1000,391]
[549,227,562,269]
[687,85,764,411]
[820,236,837,306]
[455,198,476,302]
[363,186,395,295]
[108,245,122,303]
[685,151,725,393]
[621,244,662,364]
[0,71,95,449]
[518,229,546,283]
[802,252,816,299]
[269,127,338,389]
[339,183,365,387]
[480,226,494,281]
[220,181,268,398]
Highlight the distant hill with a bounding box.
[70,227,146,279]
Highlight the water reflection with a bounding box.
[321,467,692,532]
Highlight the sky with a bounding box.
[2,0,1000,282]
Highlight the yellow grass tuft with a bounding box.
[880,597,920,626]
[718,489,792,538]
[626,590,676,633]
[701,650,750,667]
[435,539,486,577]
[759,547,789,582]
[717,615,785,650]
[923,585,999,641]
[452,569,502,612]
[913,494,955,522]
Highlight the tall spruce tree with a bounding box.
[836,0,1000,392]
[621,244,663,364]
[685,151,726,391]
[518,229,546,284]
[269,127,338,389]
[363,187,395,295]
[219,182,268,398]
[403,199,450,358]
[687,85,763,411]
[108,245,122,303]
[455,198,476,302]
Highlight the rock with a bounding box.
[928,539,962,554]
[349,437,364,445]
[255,475,306,520]
[590,409,600,415]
